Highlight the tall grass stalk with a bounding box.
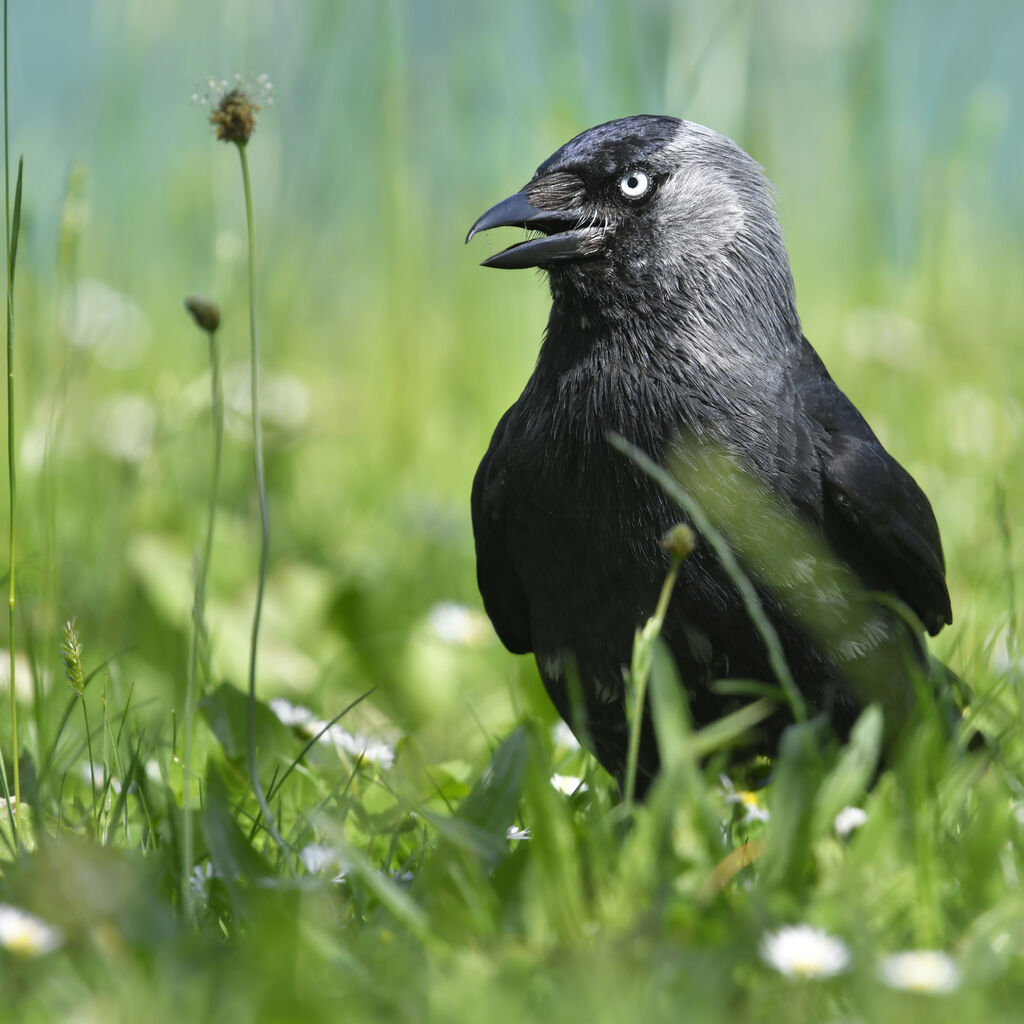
[236,140,289,865]
[182,300,223,909]
[62,620,97,832]
[996,485,1022,733]
[622,526,692,807]
[2,0,22,835]
[609,433,807,723]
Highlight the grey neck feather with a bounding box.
[539,122,803,386]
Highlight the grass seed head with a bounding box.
[184,295,221,333]
[661,522,696,563]
[211,88,257,144]
[62,618,85,697]
[196,74,274,146]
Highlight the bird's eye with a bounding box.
[618,169,651,200]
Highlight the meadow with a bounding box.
[1,1,1023,1020]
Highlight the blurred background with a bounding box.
[4,0,1022,767]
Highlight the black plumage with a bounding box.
[467,116,951,788]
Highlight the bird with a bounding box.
[466,116,952,791]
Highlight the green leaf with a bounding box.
[422,726,529,875]
[422,815,509,874]
[690,697,778,759]
[199,681,293,773]
[199,763,273,924]
[811,704,883,837]
[645,642,726,860]
[648,638,694,773]
[760,721,824,891]
[456,726,527,835]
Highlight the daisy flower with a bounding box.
[760,924,851,979]
[550,773,588,796]
[551,720,581,751]
[721,774,770,824]
[0,905,63,957]
[270,698,318,730]
[877,950,961,994]
[325,724,396,770]
[299,844,349,883]
[270,698,396,769]
[427,602,492,647]
[834,805,868,837]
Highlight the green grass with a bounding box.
[0,2,1023,1021]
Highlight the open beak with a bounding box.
[466,184,604,269]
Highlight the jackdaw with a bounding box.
[466,116,951,789]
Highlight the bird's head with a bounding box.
[467,116,798,329]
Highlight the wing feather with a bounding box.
[798,347,952,636]
[472,410,533,653]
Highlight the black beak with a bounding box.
[466,188,604,270]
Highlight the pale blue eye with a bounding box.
[619,169,650,198]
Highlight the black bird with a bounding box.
[466,116,951,788]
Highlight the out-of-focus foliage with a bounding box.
[0,2,1022,1021]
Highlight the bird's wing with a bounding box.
[472,409,533,654]
[798,346,952,636]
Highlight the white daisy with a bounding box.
[550,773,588,796]
[427,602,492,647]
[0,905,64,957]
[299,843,349,882]
[221,365,311,440]
[270,698,396,769]
[551,721,581,751]
[77,762,121,794]
[60,278,151,369]
[721,775,770,824]
[326,725,396,770]
[94,394,157,463]
[189,861,216,902]
[269,698,317,729]
[834,806,868,837]
[877,950,961,994]
[759,924,851,979]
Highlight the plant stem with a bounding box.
[623,558,682,807]
[81,696,97,835]
[2,0,19,835]
[183,324,223,911]
[236,141,290,865]
[609,433,806,723]
[199,328,223,690]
